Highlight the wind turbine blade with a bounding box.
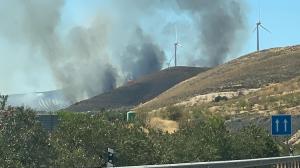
[252,26,257,32]
[258,0,261,21]
[178,43,183,47]
[175,26,178,43]
[260,24,271,33]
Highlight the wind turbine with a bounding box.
[174,26,182,66]
[253,4,271,52]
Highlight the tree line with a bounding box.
[0,108,280,167]
[0,96,280,167]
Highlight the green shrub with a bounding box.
[0,94,8,110]
[165,105,183,121]
[214,96,228,102]
[231,124,280,159]
[0,107,54,167]
[0,105,281,167]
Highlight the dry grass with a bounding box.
[141,76,300,140]
[137,45,300,111]
[197,77,300,117]
[148,117,178,133]
[139,77,300,133]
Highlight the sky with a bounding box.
[0,0,299,95]
[240,0,300,57]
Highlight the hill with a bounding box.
[141,76,300,132]
[66,66,209,112]
[8,90,70,112]
[138,45,300,111]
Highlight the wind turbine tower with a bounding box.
[255,20,270,51]
[174,41,178,67]
[254,5,270,51]
[174,27,182,66]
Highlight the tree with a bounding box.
[168,117,232,163]
[0,107,54,167]
[51,112,161,167]
[231,124,280,159]
[50,112,107,167]
[112,123,160,166]
[0,94,8,110]
[0,107,280,167]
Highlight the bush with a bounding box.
[51,112,160,167]
[0,104,281,167]
[50,113,280,166]
[0,107,54,167]
[214,96,228,102]
[231,124,280,159]
[165,105,183,121]
[0,95,8,110]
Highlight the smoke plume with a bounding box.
[0,0,248,103]
[0,0,118,102]
[121,28,165,80]
[176,0,247,66]
[54,18,118,101]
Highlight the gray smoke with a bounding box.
[115,0,247,67]
[176,0,247,66]
[121,28,165,80]
[55,18,118,101]
[0,0,248,103]
[0,0,117,102]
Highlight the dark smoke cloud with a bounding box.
[0,0,248,103]
[176,0,247,66]
[101,65,118,92]
[121,28,165,80]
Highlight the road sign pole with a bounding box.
[287,136,291,156]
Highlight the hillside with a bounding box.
[66,66,209,112]
[142,72,300,135]
[138,45,300,111]
[8,90,70,112]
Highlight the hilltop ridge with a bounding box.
[67,66,209,112]
[138,45,300,110]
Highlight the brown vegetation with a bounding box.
[138,45,300,111]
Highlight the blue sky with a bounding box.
[241,0,300,55]
[61,0,300,60]
[0,0,299,95]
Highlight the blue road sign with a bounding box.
[271,115,292,136]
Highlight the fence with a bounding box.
[115,155,300,168]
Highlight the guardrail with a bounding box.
[115,155,300,168]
